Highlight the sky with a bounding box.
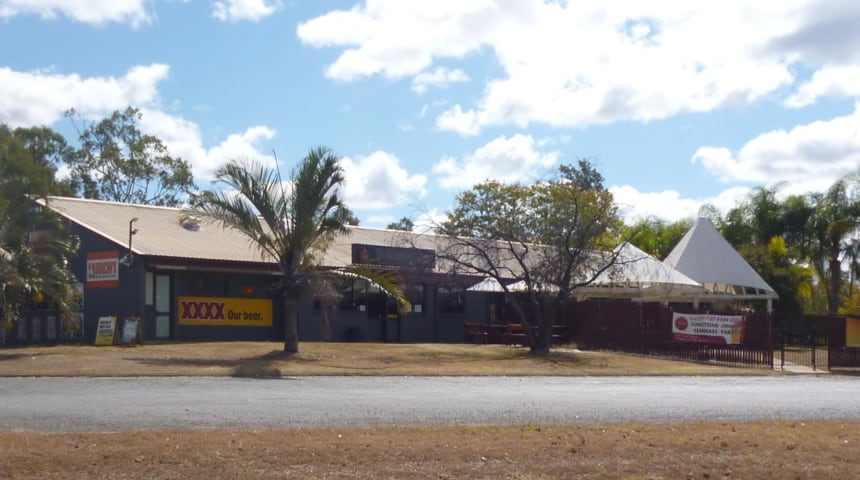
[2,0,859,230]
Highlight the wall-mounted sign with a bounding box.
[178,296,272,327]
[672,312,745,344]
[352,243,435,270]
[847,317,860,348]
[86,251,119,289]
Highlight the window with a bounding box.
[338,278,382,312]
[405,284,425,315]
[438,286,466,315]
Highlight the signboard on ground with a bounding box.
[94,316,117,345]
[121,317,142,345]
[672,312,745,344]
[178,296,273,327]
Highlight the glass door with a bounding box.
[154,273,172,339]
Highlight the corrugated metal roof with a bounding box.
[37,196,443,269]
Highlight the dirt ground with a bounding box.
[2,421,857,479]
[0,341,776,377]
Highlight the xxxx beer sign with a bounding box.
[178,296,273,327]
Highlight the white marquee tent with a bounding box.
[663,217,778,311]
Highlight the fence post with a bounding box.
[811,328,817,371]
[780,330,785,370]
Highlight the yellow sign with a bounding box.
[94,316,117,345]
[178,296,273,327]
[847,317,860,347]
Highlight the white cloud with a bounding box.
[297,0,494,82]
[341,151,428,209]
[0,0,151,26]
[0,64,277,186]
[413,209,447,234]
[692,103,860,193]
[0,64,169,127]
[139,109,277,181]
[411,67,469,94]
[433,134,558,189]
[785,66,860,107]
[299,1,860,135]
[212,0,279,22]
[611,185,751,224]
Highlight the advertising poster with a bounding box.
[62,312,84,339]
[86,251,119,289]
[672,312,745,344]
[847,317,860,347]
[94,316,117,345]
[178,296,273,327]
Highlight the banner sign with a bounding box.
[672,313,745,344]
[86,251,119,289]
[352,243,436,270]
[94,316,117,346]
[178,296,272,327]
[847,317,860,348]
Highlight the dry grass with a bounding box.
[0,341,775,377]
[1,421,857,479]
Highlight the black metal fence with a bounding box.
[566,300,774,369]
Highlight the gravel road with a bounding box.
[1,376,858,432]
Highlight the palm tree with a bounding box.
[0,213,79,346]
[187,147,406,353]
[807,173,860,315]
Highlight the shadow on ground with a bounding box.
[128,350,300,378]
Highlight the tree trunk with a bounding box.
[320,306,332,342]
[828,255,842,316]
[529,323,552,356]
[528,301,552,356]
[283,295,299,353]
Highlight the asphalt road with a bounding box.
[1,376,858,432]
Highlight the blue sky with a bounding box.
[2,0,859,229]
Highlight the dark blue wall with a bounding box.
[69,224,144,344]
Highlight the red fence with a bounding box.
[564,300,774,370]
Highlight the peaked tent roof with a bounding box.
[577,242,704,299]
[663,217,777,299]
[468,243,704,300]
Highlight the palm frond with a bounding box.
[335,265,411,315]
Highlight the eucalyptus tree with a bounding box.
[436,160,624,355]
[387,217,414,231]
[66,107,195,206]
[186,147,406,353]
[624,218,692,260]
